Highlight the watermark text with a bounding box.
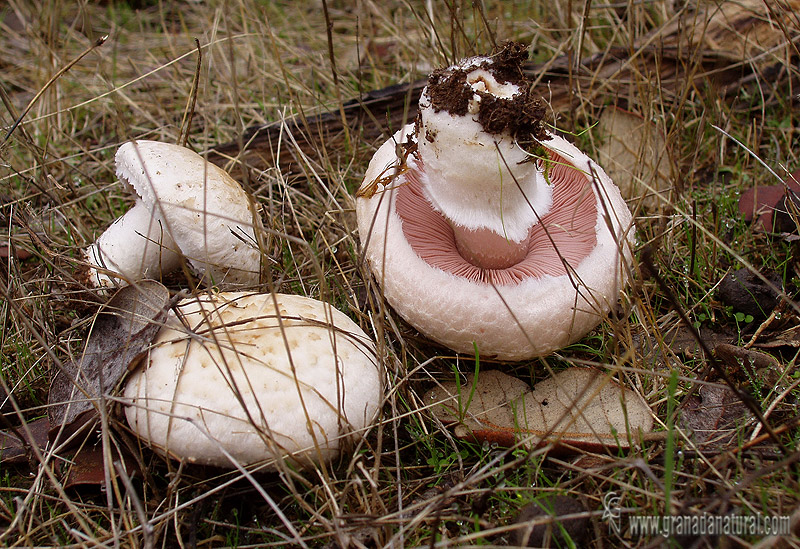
[629,513,790,537]
[603,492,791,538]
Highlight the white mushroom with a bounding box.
[123,292,383,469]
[356,44,634,360]
[84,140,261,289]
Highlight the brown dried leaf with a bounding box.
[0,245,31,260]
[425,368,653,451]
[664,0,800,62]
[0,417,50,465]
[633,325,733,371]
[679,383,752,450]
[715,343,787,394]
[62,445,140,491]
[715,343,781,372]
[48,280,170,439]
[426,370,530,445]
[738,168,800,233]
[596,107,672,212]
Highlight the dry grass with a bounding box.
[1,0,800,547]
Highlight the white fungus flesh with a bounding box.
[84,198,181,288]
[85,140,261,289]
[123,292,382,469]
[416,57,551,245]
[356,44,634,360]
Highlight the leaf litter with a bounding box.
[739,168,800,234]
[595,106,672,213]
[0,416,50,466]
[3,281,170,478]
[1,279,171,483]
[678,382,753,451]
[47,280,171,441]
[424,368,653,452]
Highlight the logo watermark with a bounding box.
[602,492,622,535]
[602,491,791,538]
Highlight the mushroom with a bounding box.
[356,44,634,360]
[84,140,261,289]
[123,292,383,469]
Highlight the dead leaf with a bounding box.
[426,370,530,446]
[714,343,781,372]
[512,495,589,547]
[633,325,734,372]
[715,343,787,394]
[717,268,782,320]
[738,168,800,233]
[425,368,653,451]
[596,107,672,212]
[679,382,752,450]
[757,324,800,349]
[61,445,140,491]
[0,417,50,465]
[669,0,799,62]
[0,245,31,260]
[48,280,170,440]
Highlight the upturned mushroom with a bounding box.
[84,140,261,289]
[123,292,383,469]
[356,44,634,360]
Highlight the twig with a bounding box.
[178,38,203,148]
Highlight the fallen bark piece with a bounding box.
[424,368,653,451]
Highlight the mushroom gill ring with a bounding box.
[396,153,598,285]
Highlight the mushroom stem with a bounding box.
[412,50,554,254]
[84,199,181,287]
[451,223,530,269]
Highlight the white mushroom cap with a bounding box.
[357,125,633,360]
[84,140,261,288]
[123,292,383,469]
